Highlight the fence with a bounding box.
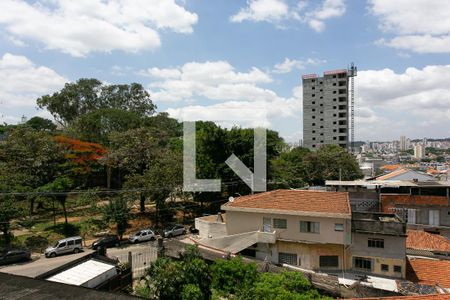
[110,247,158,279]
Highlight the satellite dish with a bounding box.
[228,196,234,202]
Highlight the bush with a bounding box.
[25,235,48,252]
[181,284,203,300]
[210,257,257,296]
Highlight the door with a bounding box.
[429,210,440,226]
[57,241,68,254]
[407,209,416,224]
[140,232,148,241]
[263,217,271,232]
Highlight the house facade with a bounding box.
[351,212,407,278]
[219,190,352,272]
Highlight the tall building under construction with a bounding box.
[302,67,356,150]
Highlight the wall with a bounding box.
[225,210,349,245]
[195,216,227,239]
[275,241,350,271]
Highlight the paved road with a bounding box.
[0,241,158,279]
[0,249,94,278]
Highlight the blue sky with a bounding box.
[0,0,449,142]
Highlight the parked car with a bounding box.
[45,236,83,258]
[91,235,120,250]
[128,229,156,244]
[162,224,186,238]
[0,249,31,265]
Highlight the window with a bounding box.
[58,242,66,248]
[381,264,389,272]
[273,218,287,229]
[312,87,315,90]
[407,209,416,224]
[429,210,440,226]
[354,257,372,270]
[312,94,315,97]
[263,217,271,232]
[368,238,384,248]
[68,240,74,246]
[300,221,320,233]
[312,137,316,141]
[334,223,344,231]
[320,256,339,268]
[312,123,316,126]
[279,252,297,265]
[312,101,316,104]
[312,130,315,133]
[394,265,402,273]
[333,83,337,86]
[312,116,316,119]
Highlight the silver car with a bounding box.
[45,236,83,258]
[128,229,156,244]
[162,224,186,238]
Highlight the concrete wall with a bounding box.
[225,210,350,245]
[195,217,227,239]
[351,233,406,260]
[303,72,349,150]
[275,241,350,271]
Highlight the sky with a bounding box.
[0,0,449,142]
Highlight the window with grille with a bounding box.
[279,252,297,265]
[368,238,384,248]
[381,264,389,272]
[354,257,372,270]
[299,221,320,233]
[319,256,338,268]
[273,218,287,229]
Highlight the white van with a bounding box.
[45,236,83,258]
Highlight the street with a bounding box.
[0,241,158,279]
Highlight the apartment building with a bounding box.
[351,212,407,278]
[302,69,349,150]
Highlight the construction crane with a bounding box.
[347,62,357,153]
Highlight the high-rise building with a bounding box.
[399,135,407,151]
[414,144,425,160]
[302,69,349,150]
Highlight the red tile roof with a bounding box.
[407,257,450,288]
[407,230,450,253]
[222,189,351,216]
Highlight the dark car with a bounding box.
[162,224,186,238]
[91,235,120,250]
[0,249,31,265]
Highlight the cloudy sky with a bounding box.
[0,0,449,142]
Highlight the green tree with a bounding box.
[210,257,258,296]
[0,127,64,215]
[0,196,23,247]
[25,116,57,131]
[40,177,73,225]
[304,145,363,185]
[241,271,325,300]
[37,79,156,126]
[103,196,130,239]
[270,147,310,188]
[68,108,143,145]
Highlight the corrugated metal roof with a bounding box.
[47,259,116,287]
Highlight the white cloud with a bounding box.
[230,0,289,23]
[140,61,274,103]
[0,0,198,57]
[369,0,450,53]
[304,0,345,32]
[0,53,67,108]
[230,0,345,31]
[273,57,325,73]
[355,65,450,139]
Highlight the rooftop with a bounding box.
[326,180,450,188]
[407,257,450,288]
[406,230,450,253]
[0,272,136,300]
[352,212,406,236]
[222,189,351,218]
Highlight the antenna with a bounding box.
[347,62,357,153]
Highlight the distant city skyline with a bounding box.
[1,0,450,142]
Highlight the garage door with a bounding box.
[278,252,297,265]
